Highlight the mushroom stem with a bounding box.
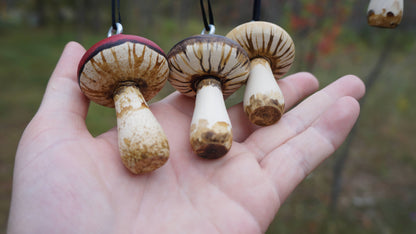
[190,78,232,159]
[244,57,285,126]
[113,85,169,174]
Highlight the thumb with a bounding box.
[37,41,89,127]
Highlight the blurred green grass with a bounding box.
[1,22,416,234]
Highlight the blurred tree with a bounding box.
[1,0,8,18]
[135,0,156,30]
[329,32,397,213]
[34,0,46,26]
[287,0,353,72]
[263,0,287,23]
[175,0,192,26]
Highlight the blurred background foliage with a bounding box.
[1,0,416,233]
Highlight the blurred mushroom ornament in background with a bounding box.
[367,0,403,28]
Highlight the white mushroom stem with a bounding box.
[190,78,232,159]
[243,58,285,126]
[113,85,169,174]
[367,0,403,28]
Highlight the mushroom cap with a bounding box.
[226,21,295,79]
[78,34,169,107]
[167,34,250,98]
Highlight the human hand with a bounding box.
[8,42,365,233]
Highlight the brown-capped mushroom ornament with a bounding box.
[226,21,295,126]
[367,0,403,28]
[168,34,250,159]
[78,34,169,174]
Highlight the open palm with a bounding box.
[8,42,365,233]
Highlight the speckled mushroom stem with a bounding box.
[113,85,169,174]
[190,78,232,159]
[368,0,403,28]
[244,58,285,126]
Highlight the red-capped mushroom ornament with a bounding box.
[78,24,169,174]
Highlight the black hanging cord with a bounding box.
[200,0,214,31]
[252,0,261,21]
[111,0,122,30]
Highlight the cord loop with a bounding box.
[200,0,215,33]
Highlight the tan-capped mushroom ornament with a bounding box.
[226,21,295,126]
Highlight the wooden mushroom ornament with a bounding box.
[78,34,170,174]
[226,21,295,126]
[168,35,250,159]
[367,0,403,28]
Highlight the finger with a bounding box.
[260,96,361,202]
[244,75,365,160]
[279,72,320,112]
[151,99,194,154]
[159,91,195,117]
[230,72,320,142]
[162,72,318,121]
[39,42,88,121]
